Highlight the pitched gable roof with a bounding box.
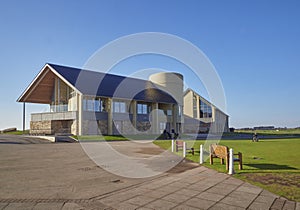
[18,63,177,104]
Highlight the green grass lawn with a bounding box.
[154,138,300,202]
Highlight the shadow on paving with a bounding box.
[166,159,199,174]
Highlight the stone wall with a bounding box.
[137,121,151,133]
[30,120,74,135]
[30,120,53,135]
[97,120,108,135]
[122,120,135,134]
[82,120,97,135]
[51,120,72,134]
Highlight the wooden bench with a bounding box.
[176,140,194,155]
[209,144,242,170]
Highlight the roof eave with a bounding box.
[17,63,83,103]
[17,64,50,102]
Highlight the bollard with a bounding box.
[171,139,174,153]
[183,142,186,157]
[199,144,204,164]
[228,148,235,175]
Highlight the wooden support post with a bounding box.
[132,100,137,134]
[107,98,113,135]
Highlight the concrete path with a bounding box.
[0,135,299,209]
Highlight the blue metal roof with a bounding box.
[48,63,177,104]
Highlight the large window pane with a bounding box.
[120,102,126,113]
[95,99,100,112]
[114,102,120,113]
[83,98,105,112]
[137,103,148,114]
[167,110,172,116]
[113,101,126,113]
[87,99,94,111]
[200,100,212,118]
[142,104,147,114]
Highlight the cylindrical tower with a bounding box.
[149,72,184,134]
[149,72,184,106]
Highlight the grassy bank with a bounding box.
[154,138,300,201]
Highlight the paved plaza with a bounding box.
[0,135,299,210]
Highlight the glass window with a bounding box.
[143,104,147,114]
[83,98,105,112]
[120,102,126,113]
[94,99,100,112]
[200,100,212,118]
[114,102,120,113]
[137,104,148,114]
[167,109,172,116]
[87,99,94,111]
[137,104,142,114]
[113,101,126,113]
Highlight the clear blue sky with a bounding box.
[0,0,299,130]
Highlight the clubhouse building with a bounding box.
[17,63,229,136]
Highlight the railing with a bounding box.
[50,105,68,112]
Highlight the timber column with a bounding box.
[152,102,159,134]
[196,95,200,119]
[78,93,83,136]
[172,104,177,132]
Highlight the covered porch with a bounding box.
[17,64,82,135]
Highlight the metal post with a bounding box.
[171,139,174,153]
[228,148,235,175]
[200,144,204,164]
[22,102,26,134]
[183,142,186,157]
